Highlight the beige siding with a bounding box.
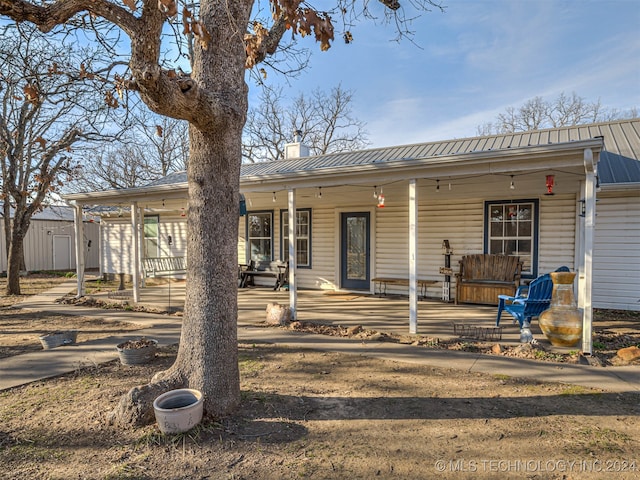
[376,203,409,274]
[375,194,485,297]
[25,220,72,270]
[421,199,485,299]
[102,220,134,274]
[304,206,335,289]
[101,216,186,275]
[157,216,187,258]
[0,220,99,272]
[593,195,640,310]
[367,194,578,298]
[538,194,576,273]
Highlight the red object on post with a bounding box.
[545,174,555,195]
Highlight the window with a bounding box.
[247,211,273,262]
[485,200,538,278]
[143,216,159,258]
[281,209,312,268]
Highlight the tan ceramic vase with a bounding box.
[538,271,582,347]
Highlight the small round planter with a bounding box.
[116,338,158,365]
[153,388,204,434]
[39,330,78,350]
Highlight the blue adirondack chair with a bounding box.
[495,273,555,327]
[505,265,570,302]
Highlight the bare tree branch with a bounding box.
[476,92,638,135]
[243,84,369,162]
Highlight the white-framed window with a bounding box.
[247,211,273,262]
[485,200,538,277]
[143,216,159,258]
[281,209,312,268]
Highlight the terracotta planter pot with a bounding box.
[153,389,204,434]
[538,272,582,347]
[116,338,158,365]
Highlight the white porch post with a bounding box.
[98,221,104,278]
[582,148,596,355]
[576,182,586,309]
[138,205,145,288]
[131,202,141,303]
[73,203,85,298]
[409,179,418,334]
[288,188,297,320]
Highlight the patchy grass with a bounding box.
[1,343,639,479]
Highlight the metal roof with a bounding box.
[237,118,639,185]
[0,204,77,221]
[144,171,188,187]
[128,118,640,192]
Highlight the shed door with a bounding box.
[340,212,370,290]
[53,235,71,270]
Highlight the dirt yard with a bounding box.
[1,275,639,479]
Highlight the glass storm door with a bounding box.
[340,212,370,290]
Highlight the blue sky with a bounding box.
[250,0,640,148]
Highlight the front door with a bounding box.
[340,212,370,290]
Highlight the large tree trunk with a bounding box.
[109,1,249,426]
[6,226,25,295]
[169,126,242,415]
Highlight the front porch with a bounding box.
[100,280,560,349]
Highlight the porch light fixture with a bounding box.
[272,192,277,202]
[316,187,322,199]
[436,179,440,192]
[545,175,555,195]
[510,175,515,190]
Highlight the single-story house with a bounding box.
[63,118,640,353]
[0,204,100,273]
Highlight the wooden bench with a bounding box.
[455,254,522,305]
[372,277,437,299]
[143,256,186,277]
[239,260,288,290]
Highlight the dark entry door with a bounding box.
[340,212,370,290]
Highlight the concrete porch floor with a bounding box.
[107,279,557,349]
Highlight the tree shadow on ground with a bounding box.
[238,389,640,423]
